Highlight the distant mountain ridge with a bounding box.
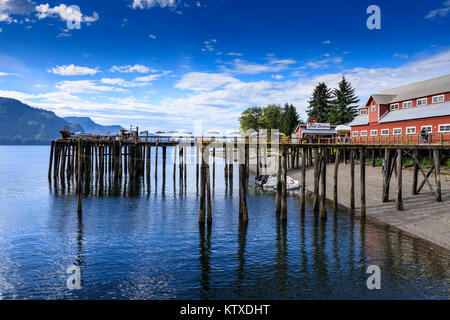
[63,116,125,134]
[0,97,124,145]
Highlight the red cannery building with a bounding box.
[348,74,450,143]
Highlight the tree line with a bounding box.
[239,77,359,135]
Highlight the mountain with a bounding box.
[0,97,83,145]
[63,116,125,134]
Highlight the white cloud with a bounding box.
[35,4,99,25]
[175,72,238,91]
[303,56,343,69]
[132,0,178,10]
[55,80,116,93]
[101,77,149,87]
[110,64,154,73]
[322,40,331,44]
[271,74,283,80]
[134,70,171,82]
[394,53,408,59]
[148,33,156,39]
[226,52,243,57]
[48,64,99,76]
[220,57,297,75]
[0,71,12,76]
[425,0,450,19]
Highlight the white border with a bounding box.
[416,98,427,106]
[393,128,402,135]
[438,124,450,132]
[390,103,399,110]
[432,95,444,104]
[361,130,367,136]
[370,129,378,136]
[421,125,432,133]
[381,129,389,135]
[406,126,416,134]
[402,101,412,108]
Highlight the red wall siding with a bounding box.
[389,91,449,110]
[351,115,450,142]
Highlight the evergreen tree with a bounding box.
[280,103,299,136]
[260,104,282,130]
[239,106,263,131]
[329,77,360,124]
[306,83,333,123]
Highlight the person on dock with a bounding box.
[420,128,428,144]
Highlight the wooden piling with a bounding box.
[350,149,355,211]
[205,147,212,223]
[198,146,206,223]
[48,140,55,180]
[300,147,306,211]
[275,149,282,216]
[434,149,442,202]
[412,149,419,194]
[320,149,327,218]
[333,148,341,210]
[312,148,320,211]
[281,147,287,221]
[396,148,404,210]
[360,148,366,218]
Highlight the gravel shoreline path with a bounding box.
[287,163,450,251]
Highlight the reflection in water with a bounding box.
[199,223,212,298]
[0,145,449,299]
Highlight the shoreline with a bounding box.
[244,154,450,253]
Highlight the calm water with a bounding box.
[0,145,448,300]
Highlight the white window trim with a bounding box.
[371,105,376,112]
[361,130,368,137]
[370,130,378,136]
[438,124,450,132]
[360,109,367,115]
[390,103,399,110]
[393,128,402,135]
[421,125,432,133]
[352,131,358,137]
[432,95,444,104]
[402,101,412,108]
[406,127,416,134]
[416,98,427,106]
[381,129,389,135]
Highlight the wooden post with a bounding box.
[48,140,55,180]
[205,147,212,223]
[350,149,355,211]
[162,146,167,184]
[212,147,216,189]
[198,146,206,223]
[333,148,341,210]
[300,147,306,211]
[146,145,151,180]
[396,148,404,210]
[434,149,442,202]
[77,138,83,213]
[360,148,366,218]
[281,147,287,220]
[312,148,320,211]
[382,149,391,202]
[239,142,248,221]
[412,149,419,194]
[275,149,282,216]
[154,144,159,179]
[320,149,327,219]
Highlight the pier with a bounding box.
[48,135,450,229]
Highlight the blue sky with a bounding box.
[0,0,449,133]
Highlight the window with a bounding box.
[432,95,444,103]
[417,98,427,106]
[352,131,358,137]
[438,124,450,132]
[370,130,378,136]
[390,103,399,110]
[406,127,416,134]
[360,109,367,115]
[371,105,376,112]
[402,101,412,108]
[421,125,432,133]
[361,130,367,137]
[393,128,402,135]
[381,129,389,135]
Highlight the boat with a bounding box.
[255,175,301,191]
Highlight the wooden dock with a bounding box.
[48,136,450,226]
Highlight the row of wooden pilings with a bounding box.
[49,138,445,223]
